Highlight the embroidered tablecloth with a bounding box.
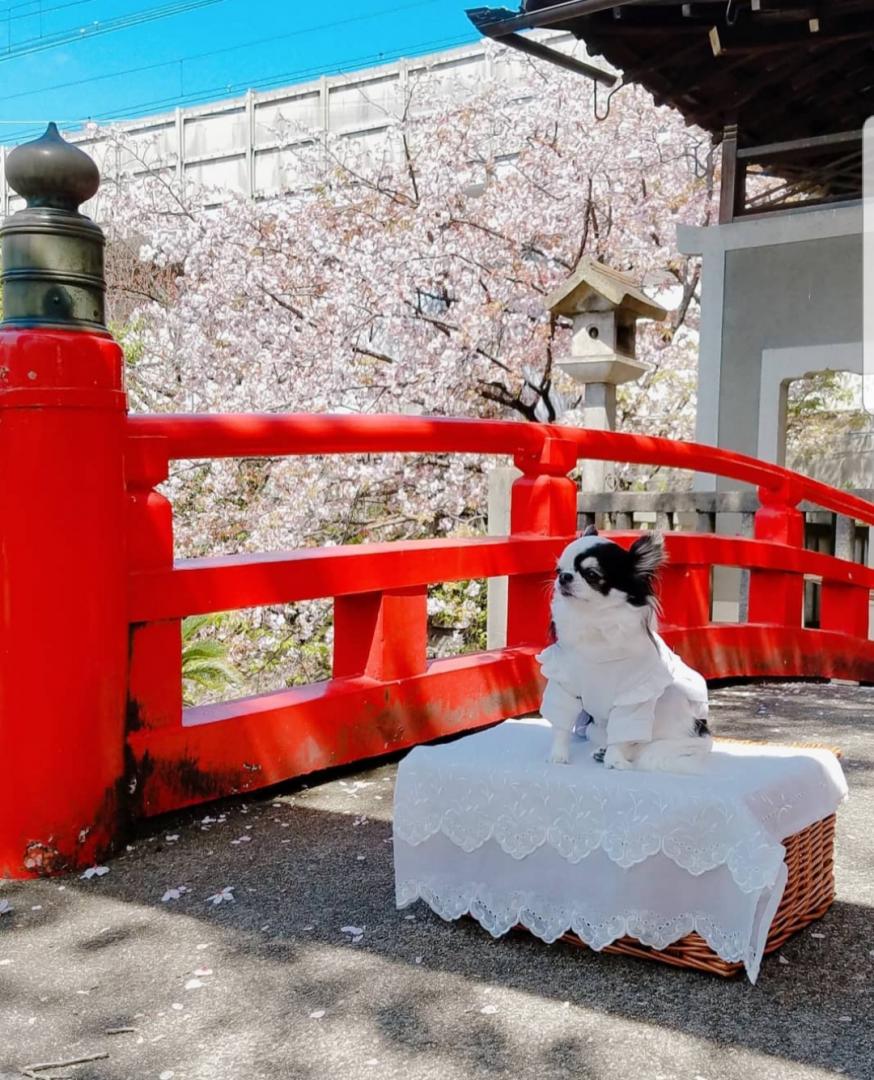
[393,717,847,982]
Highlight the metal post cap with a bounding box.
[1,123,107,332]
[5,122,100,212]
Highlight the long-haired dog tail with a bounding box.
[634,736,713,774]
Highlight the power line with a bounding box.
[1,0,450,103]
[2,29,482,145]
[107,31,479,119]
[131,31,476,118]
[0,0,96,24]
[0,0,224,63]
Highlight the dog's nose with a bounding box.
[558,572,574,587]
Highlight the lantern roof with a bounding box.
[545,257,668,320]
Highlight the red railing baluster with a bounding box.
[748,483,805,627]
[506,437,579,647]
[0,331,128,878]
[126,437,183,739]
[333,587,428,680]
[820,581,869,638]
[658,564,711,628]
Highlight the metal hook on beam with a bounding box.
[594,78,624,121]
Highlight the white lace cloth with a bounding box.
[393,717,847,982]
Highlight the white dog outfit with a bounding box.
[537,627,709,751]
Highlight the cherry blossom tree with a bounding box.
[94,48,717,692]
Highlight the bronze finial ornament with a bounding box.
[1,122,107,331]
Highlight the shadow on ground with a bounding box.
[0,682,872,1080]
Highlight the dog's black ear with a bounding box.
[629,531,665,579]
[583,524,598,537]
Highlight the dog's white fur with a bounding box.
[538,534,712,773]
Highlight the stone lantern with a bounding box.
[546,257,668,493]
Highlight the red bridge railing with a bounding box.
[122,414,874,825]
[2,333,874,878]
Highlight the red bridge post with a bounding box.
[507,437,578,646]
[0,127,129,876]
[748,483,805,627]
[126,437,183,739]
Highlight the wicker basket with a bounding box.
[554,812,836,976]
[531,741,840,977]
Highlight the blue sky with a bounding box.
[0,0,482,144]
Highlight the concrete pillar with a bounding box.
[486,465,520,649]
[580,381,616,493]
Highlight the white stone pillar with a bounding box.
[486,465,520,649]
[579,381,616,494]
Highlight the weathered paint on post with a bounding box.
[0,128,128,876]
[0,329,128,876]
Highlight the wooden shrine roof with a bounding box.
[468,1,874,149]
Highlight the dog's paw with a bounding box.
[548,729,572,765]
[603,746,633,770]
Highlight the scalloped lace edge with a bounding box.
[393,821,784,894]
[396,879,764,983]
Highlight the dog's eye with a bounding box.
[581,569,601,585]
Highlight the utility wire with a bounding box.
[0,0,224,62]
[2,0,450,101]
[0,0,96,23]
[104,32,478,121]
[2,27,482,144]
[92,31,476,126]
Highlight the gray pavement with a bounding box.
[1,681,872,1080]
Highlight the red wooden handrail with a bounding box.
[127,413,542,461]
[127,412,874,525]
[128,535,562,621]
[128,531,874,623]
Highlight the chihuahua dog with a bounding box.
[538,528,712,773]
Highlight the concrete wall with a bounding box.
[0,31,607,216]
[678,205,864,622]
[718,233,863,468]
[791,427,874,488]
[679,204,863,483]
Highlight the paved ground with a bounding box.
[1,682,872,1080]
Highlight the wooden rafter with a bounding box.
[472,0,874,135]
[469,0,874,213]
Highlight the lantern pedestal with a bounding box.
[546,258,667,501]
